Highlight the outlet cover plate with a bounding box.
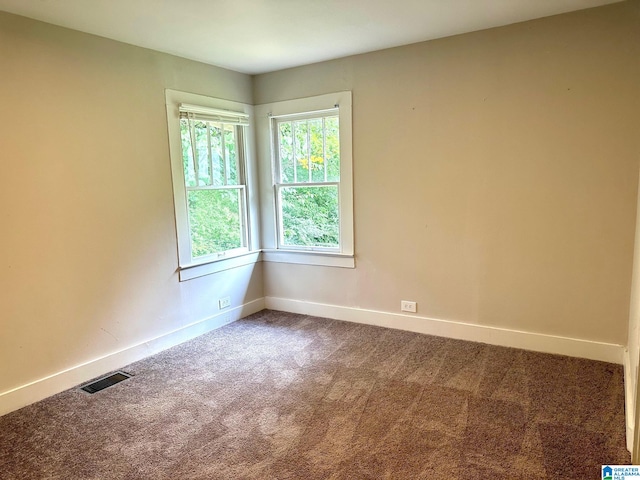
[218,296,231,309]
[401,300,417,313]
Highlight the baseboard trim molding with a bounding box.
[624,348,635,453]
[264,297,624,364]
[0,297,265,417]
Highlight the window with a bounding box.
[180,106,248,258]
[274,111,340,250]
[256,91,354,268]
[166,90,259,280]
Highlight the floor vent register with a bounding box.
[80,371,132,394]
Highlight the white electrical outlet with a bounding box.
[218,296,231,309]
[401,300,417,313]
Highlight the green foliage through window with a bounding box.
[277,116,339,184]
[181,118,245,258]
[280,186,339,248]
[187,189,243,257]
[276,113,340,249]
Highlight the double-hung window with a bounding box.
[179,104,248,258]
[274,111,341,249]
[257,91,354,268]
[166,90,257,280]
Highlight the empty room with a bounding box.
[1,0,640,478]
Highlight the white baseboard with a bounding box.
[624,348,635,453]
[0,298,265,417]
[264,297,624,365]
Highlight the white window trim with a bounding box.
[255,91,354,268]
[165,89,260,281]
[261,249,354,268]
[179,251,262,281]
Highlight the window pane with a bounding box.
[225,125,239,185]
[180,120,196,187]
[187,188,243,258]
[325,116,340,182]
[280,185,339,248]
[309,118,325,183]
[278,122,294,183]
[294,120,310,183]
[210,124,224,186]
[193,121,211,186]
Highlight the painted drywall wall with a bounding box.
[0,12,263,398]
[254,0,640,345]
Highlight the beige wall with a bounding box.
[255,0,640,345]
[2,1,639,404]
[0,12,263,396]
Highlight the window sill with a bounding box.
[179,251,261,281]
[178,249,355,281]
[261,249,355,268]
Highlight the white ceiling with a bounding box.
[0,0,625,74]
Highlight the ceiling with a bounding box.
[0,0,625,74]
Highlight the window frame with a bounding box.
[256,91,354,268]
[165,89,259,280]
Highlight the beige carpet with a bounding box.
[0,310,630,479]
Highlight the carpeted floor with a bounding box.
[0,310,631,479]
